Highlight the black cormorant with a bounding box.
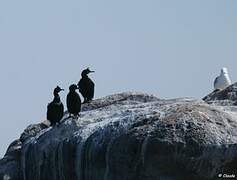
[78,68,95,103]
[47,86,64,126]
[67,84,81,117]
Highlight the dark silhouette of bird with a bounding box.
[78,68,95,103]
[67,84,81,117]
[47,86,64,126]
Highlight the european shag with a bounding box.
[67,84,81,117]
[78,68,95,103]
[47,86,64,126]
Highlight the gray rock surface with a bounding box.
[0,140,22,180]
[203,82,237,106]
[1,91,237,180]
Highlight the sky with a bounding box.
[0,0,237,157]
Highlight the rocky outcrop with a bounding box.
[0,140,22,180]
[203,82,237,106]
[1,91,237,180]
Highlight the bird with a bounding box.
[47,86,64,126]
[78,68,95,103]
[67,84,81,117]
[214,67,232,91]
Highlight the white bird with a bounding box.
[214,67,232,90]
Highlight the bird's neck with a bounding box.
[221,72,228,76]
[53,94,60,103]
[82,74,88,78]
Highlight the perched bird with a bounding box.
[47,86,64,126]
[67,84,81,117]
[214,67,232,90]
[78,68,95,103]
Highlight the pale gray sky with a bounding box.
[0,0,237,157]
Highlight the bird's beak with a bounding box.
[60,89,64,91]
[89,70,95,73]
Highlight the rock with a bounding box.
[1,92,237,180]
[0,139,22,180]
[0,122,48,180]
[203,82,237,106]
[20,122,49,143]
